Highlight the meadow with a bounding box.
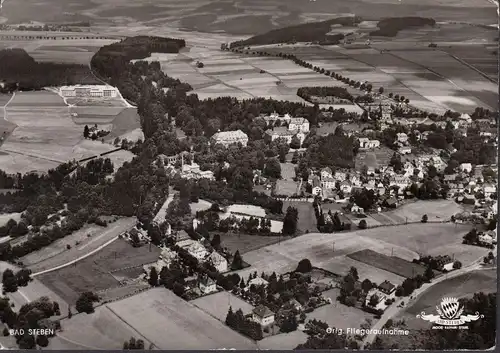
[191,291,254,322]
[37,238,160,305]
[104,288,258,350]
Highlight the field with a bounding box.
[257,330,308,350]
[348,249,426,279]
[219,232,292,255]
[360,223,487,266]
[37,238,160,305]
[22,217,137,273]
[0,91,136,174]
[100,287,258,350]
[368,199,464,226]
[275,180,299,196]
[51,305,153,350]
[355,146,393,170]
[191,291,254,322]
[233,228,419,282]
[306,287,373,330]
[282,201,317,233]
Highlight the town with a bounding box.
[0,0,497,351]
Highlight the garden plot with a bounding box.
[105,288,258,350]
[191,291,254,322]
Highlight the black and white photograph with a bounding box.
[0,0,497,350]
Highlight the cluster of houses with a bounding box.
[156,152,215,180]
[262,112,310,147]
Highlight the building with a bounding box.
[378,280,396,297]
[199,275,217,294]
[265,128,305,145]
[390,175,411,189]
[248,277,269,288]
[339,180,352,194]
[398,146,411,155]
[252,305,275,327]
[350,204,364,214]
[321,177,336,190]
[287,299,303,311]
[60,85,118,98]
[288,117,310,133]
[320,167,333,180]
[358,138,380,149]
[207,251,228,273]
[460,163,473,173]
[365,280,396,311]
[311,175,322,195]
[396,133,408,144]
[211,130,248,147]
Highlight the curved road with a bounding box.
[361,257,494,348]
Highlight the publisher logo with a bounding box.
[417,297,484,329]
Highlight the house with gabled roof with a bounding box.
[252,305,275,327]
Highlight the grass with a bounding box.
[257,330,308,350]
[233,228,419,281]
[275,180,298,196]
[8,91,66,107]
[190,199,213,215]
[306,287,373,329]
[104,287,258,349]
[23,217,137,272]
[37,238,160,305]
[219,232,291,255]
[348,249,426,279]
[282,201,317,233]
[191,291,254,322]
[361,223,486,266]
[280,162,296,179]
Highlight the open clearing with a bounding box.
[52,305,153,350]
[0,93,136,173]
[257,330,308,350]
[191,291,254,322]
[282,201,317,233]
[306,287,373,329]
[37,238,160,305]
[8,91,66,107]
[361,223,486,266]
[348,249,426,279]
[369,200,463,225]
[104,287,258,349]
[23,217,136,273]
[233,228,419,282]
[220,232,292,255]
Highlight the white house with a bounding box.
[334,171,347,182]
[248,276,269,288]
[396,133,408,144]
[199,275,217,294]
[358,138,380,149]
[340,180,352,194]
[460,163,473,173]
[60,85,118,98]
[288,117,310,133]
[211,130,248,147]
[483,184,496,198]
[390,176,411,189]
[398,146,411,155]
[321,177,336,190]
[252,305,275,327]
[311,176,322,196]
[350,204,364,214]
[207,251,228,273]
[320,167,333,180]
[365,280,396,311]
[185,241,209,261]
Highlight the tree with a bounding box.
[75,291,99,314]
[296,259,312,273]
[361,279,373,293]
[83,125,89,139]
[421,214,428,223]
[2,269,18,293]
[264,158,281,179]
[290,135,301,149]
[36,334,49,347]
[378,87,384,94]
[369,294,379,307]
[231,250,244,270]
[424,266,435,281]
[282,206,298,235]
[148,267,159,287]
[358,219,367,229]
[453,261,462,269]
[124,337,145,349]
[16,268,32,287]
[281,312,298,333]
[210,233,221,249]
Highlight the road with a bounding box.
[361,259,491,348]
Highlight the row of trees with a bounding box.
[2,268,32,293]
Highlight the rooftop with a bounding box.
[252,305,274,318]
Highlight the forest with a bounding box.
[370,17,436,37]
[0,49,98,92]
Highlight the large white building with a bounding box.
[211,130,248,147]
[60,85,118,98]
[288,117,310,133]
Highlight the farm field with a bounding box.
[52,305,153,350]
[219,232,291,255]
[37,238,160,305]
[257,330,308,350]
[23,217,136,273]
[105,287,258,349]
[233,228,419,281]
[393,269,497,331]
[306,288,373,329]
[348,249,426,279]
[8,91,66,107]
[0,94,136,174]
[369,199,463,225]
[191,291,254,322]
[361,223,486,266]
[282,201,317,233]
[441,45,498,83]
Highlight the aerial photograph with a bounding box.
[0,0,497,350]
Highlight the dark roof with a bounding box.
[378,280,396,293]
[252,305,274,318]
[199,275,215,286]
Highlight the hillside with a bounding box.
[229,17,360,48]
